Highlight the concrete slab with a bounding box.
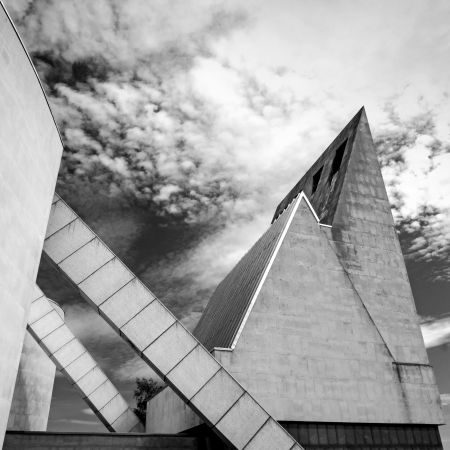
[100,278,155,328]
[79,258,135,306]
[44,219,94,264]
[45,201,77,239]
[166,345,220,400]
[190,369,244,425]
[244,418,294,450]
[143,323,197,375]
[120,300,175,351]
[215,393,268,449]
[59,238,114,284]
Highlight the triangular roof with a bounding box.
[272,107,364,224]
[194,194,318,351]
[194,110,366,351]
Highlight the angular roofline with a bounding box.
[229,192,322,350]
[1,1,64,148]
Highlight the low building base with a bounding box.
[4,423,443,449]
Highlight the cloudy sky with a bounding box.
[5,0,450,444]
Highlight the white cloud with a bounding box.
[421,315,450,349]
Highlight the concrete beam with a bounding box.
[27,287,143,433]
[42,194,302,449]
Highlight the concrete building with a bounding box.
[0,1,444,447]
[6,299,61,431]
[147,108,444,449]
[0,3,63,446]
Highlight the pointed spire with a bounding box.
[272,107,365,224]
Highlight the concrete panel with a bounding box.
[40,326,73,354]
[167,346,220,400]
[7,331,56,431]
[31,310,64,339]
[100,278,154,328]
[59,238,114,284]
[190,369,244,425]
[143,322,197,375]
[52,340,86,369]
[99,394,129,424]
[0,5,62,442]
[120,300,175,351]
[244,418,294,450]
[61,352,97,383]
[27,292,143,433]
[77,367,109,397]
[45,201,77,239]
[215,393,268,449]
[27,297,54,324]
[113,409,147,433]
[79,258,135,306]
[88,381,118,411]
[44,219,94,264]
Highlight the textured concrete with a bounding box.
[27,288,143,433]
[0,4,63,446]
[7,303,59,431]
[148,110,442,433]
[42,194,302,449]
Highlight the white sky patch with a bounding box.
[421,316,450,349]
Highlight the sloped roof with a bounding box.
[271,107,363,224]
[193,197,299,351]
[194,109,364,350]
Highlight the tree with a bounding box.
[133,377,165,425]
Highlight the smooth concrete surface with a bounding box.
[0,4,63,446]
[42,194,302,449]
[147,388,202,434]
[27,288,143,433]
[6,324,58,431]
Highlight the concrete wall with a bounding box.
[0,4,63,446]
[146,387,202,434]
[3,431,218,450]
[6,301,62,431]
[218,197,441,424]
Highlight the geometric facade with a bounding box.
[0,1,444,447]
[0,4,63,447]
[149,109,443,448]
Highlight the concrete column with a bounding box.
[6,301,62,431]
[0,3,63,446]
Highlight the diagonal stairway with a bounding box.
[41,193,303,450]
[27,286,143,433]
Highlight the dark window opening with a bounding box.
[328,139,347,183]
[312,166,323,194]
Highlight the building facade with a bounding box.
[0,4,63,446]
[148,109,443,449]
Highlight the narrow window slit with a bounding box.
[328,139,347,183]
[312,166,323,194]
